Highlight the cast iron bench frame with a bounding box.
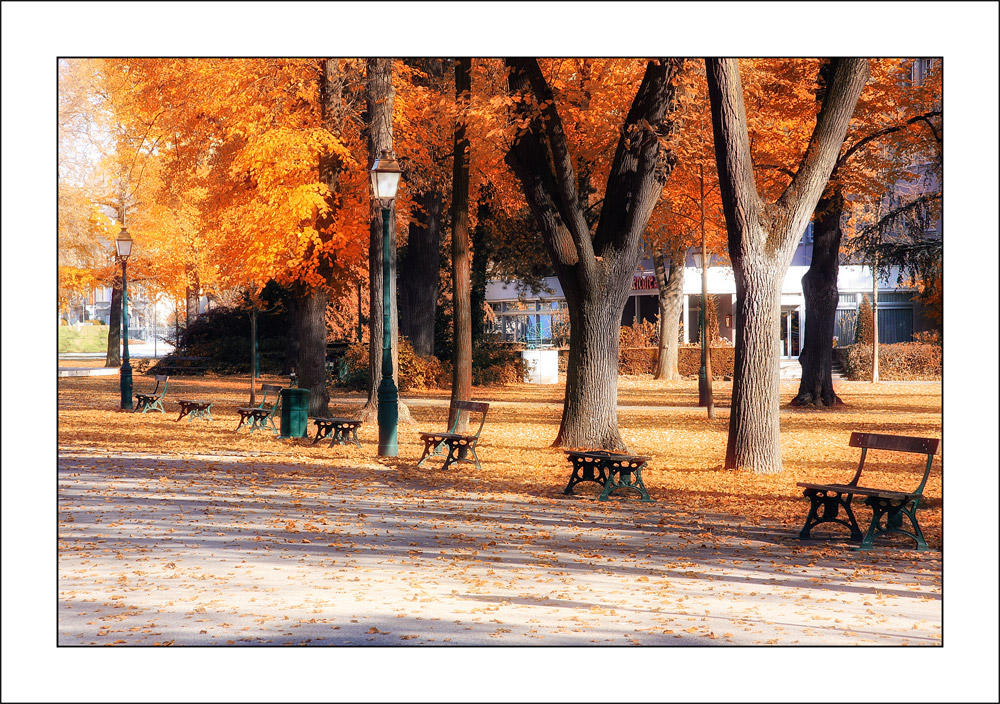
[176,399,214,422]
[235,384,282,435]
[134,374,169,414]
[312,417,362,448]
[563,449,654,502]
[797,432,940,551]
[417,401,489,471]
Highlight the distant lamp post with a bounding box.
[692,249,715,418]
[116,226,134,410]
[370,148,402,457]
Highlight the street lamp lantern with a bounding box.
[115,227,133,259]
[369,149,402,203]
[370,149,402,457]
[116,226,135,410]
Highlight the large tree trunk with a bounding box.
[504,58,683,450]
[399,187,442,358]
[295,286,331,416]
[559,278,633,448]
[105,276,122,367]
[653,246,685,380]
[360,57,410,425]
[449,57,473,432]
[793,186,845,407]
[707,57,868,473]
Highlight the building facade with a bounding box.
[485,225,934,357]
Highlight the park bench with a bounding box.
[175,399,214,423]
[156,356,209,375]
[563,450,654,502]
[797,432,940,551]
[134,375,169,414]
[312,417,363,448]
[235,384,282,435]
[417,401,489,471]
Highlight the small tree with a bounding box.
[855,294,874,346]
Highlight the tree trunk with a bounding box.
[449,57,473,432]
[653,246,685,380]
[250,305,258,406]
[295,286,331,416]
[105,276,122,367]
[707,57,868,473]
[398,59,444,359]
[360,57,410,425]
[504,58,683,450]
[282,292,298,376]
[471,183,499,347]
[793,186,845,407]
[558,281,633,448]
[398,186,442,357]
[185,264,200,328]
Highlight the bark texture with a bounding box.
[399,187,442,357]
[792,186,845,407]
[294,286,331,415]
[653,246,685,380]
[398,58,445,358]
[105,277,122,367]
[185,264,200,328]
[449,58,473,432]
[360,57,410,425]
[504,58,683,449]
[707,57,868,473]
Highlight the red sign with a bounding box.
[632,274,657,291]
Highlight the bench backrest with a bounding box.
[257,384,283,410]
[447,400,490,438]
[848,432,940,494]
[151,375,169,397]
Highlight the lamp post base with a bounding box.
[120,362,134,410]
[377,376,399,457]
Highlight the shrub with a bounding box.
[472,335,528,386]
[340,337,449,392]
[620,319,658,348]
[842,342,941,381]
[617,345,735,377]
[855,295,874,345]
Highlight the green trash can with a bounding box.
[279,388,311,439]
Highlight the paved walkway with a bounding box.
[58,450,942,647]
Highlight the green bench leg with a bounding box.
[598,466,654,502]
[856,497,928,551]
[799,489,865,542]
[563,458,608,496]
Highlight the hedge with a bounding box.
[842,342,942,381]
[619,346,735,377]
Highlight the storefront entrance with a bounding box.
[780,307,800,358]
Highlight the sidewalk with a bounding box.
[57,450,942,646]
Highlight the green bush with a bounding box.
[842,342,942,381]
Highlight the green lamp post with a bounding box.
[370,148,402,457]
[116,226,134,410]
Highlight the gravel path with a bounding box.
[58,451,942,647]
